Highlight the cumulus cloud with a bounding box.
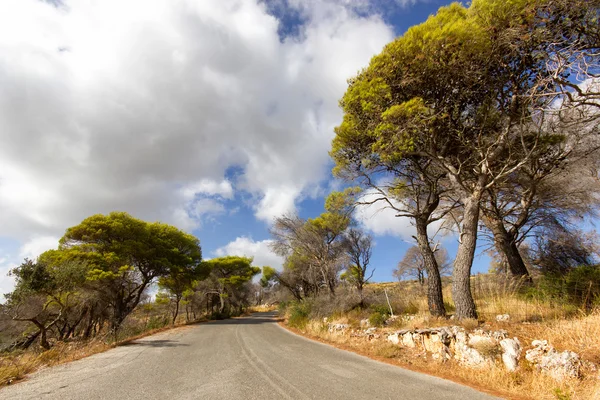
[0,0,393,239]
[0,253,17,299]
[0,0,399,294]
[18,236,60,260]
[214,236,285,270]
[354,190,445,241]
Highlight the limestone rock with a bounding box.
[365,327,377,335]
[525,340,581,380]
[496,314,510,322]
[327,323,350,334]
[500,338,521,371]
[387,333,400,345]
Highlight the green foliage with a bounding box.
[527,266,600,310]
[8,259,54,300]
[324,187,361,216]
[552,387,572,400]
[368,312,388,328]
[58,212,203,284]
[55,211,203,331]
[260,266,277,288]
[444,301,456,313]
[204,256,261,287]
[368,304,391,327]
[287,301,312,329]
[145,315,170,330]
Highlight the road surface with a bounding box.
[1,312,499,399]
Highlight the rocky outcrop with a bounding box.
[385,326,520,369]
[525,340,581,380]
[327,323,350,334]
[346,319,591,381]
[500,338,521,371]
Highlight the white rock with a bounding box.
[496,314,510,322]
[401,332,417,348]
[500,338,522,371]
[359,319,370,328]
[525,340,581,380]
[387,333,400,345]
[327,323,350,333]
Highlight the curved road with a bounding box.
[1,312,498,399]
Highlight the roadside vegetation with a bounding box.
[0,212,264,386]
[262,0,600,398]
[1,0,599,397]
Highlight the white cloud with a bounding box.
[354,192,416,240]
[180,179,234,200]
[354,189,445,241]
[18,236,60,260]
[0,253,17,300]
[0,0,394,241]
[214,236,285,270]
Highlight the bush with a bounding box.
[368,312,388,327]
[146,316,170,330]
[288,301,311,329]
[526,265,600,311]
[444,301,456,313]
[403,301,419,315]
[368,304,391,327]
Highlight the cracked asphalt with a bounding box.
[0,312,499,399]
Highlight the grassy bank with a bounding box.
[278,279,600,400]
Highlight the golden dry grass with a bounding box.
[247,304,278,312]
[286,317,600,400]
[286,278,600,400]
[0,340,112,386]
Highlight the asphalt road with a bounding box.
[1,312,499,400]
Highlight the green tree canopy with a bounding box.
[56,212,203,331]
[331,0,600,319]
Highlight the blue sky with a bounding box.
[0,0,495,297]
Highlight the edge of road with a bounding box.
[1,313,251,388]
[273,313,523,400]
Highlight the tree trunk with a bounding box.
[219,293,225,314]
[452,194,480,320]
[31,319,50,350]
[172,297,180,325]
[415,220,446,317]
[485,217,531,279]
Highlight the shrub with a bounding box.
[368,304,391,327]
[368,312,388,327]
[526,265,600,311]
[146,316,170,330]
[403,301,419,315]
[288,301,311,329]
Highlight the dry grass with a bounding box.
[285,318,600,400]
[286,278,600,400]
[0,340,112,386]
[247,304,278,313]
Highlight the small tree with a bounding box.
[202,256,260,315]
[394,246,451,286]
[341,228,373,306]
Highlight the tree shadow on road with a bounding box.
[121,339,190,348]
[207,313,281,326]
